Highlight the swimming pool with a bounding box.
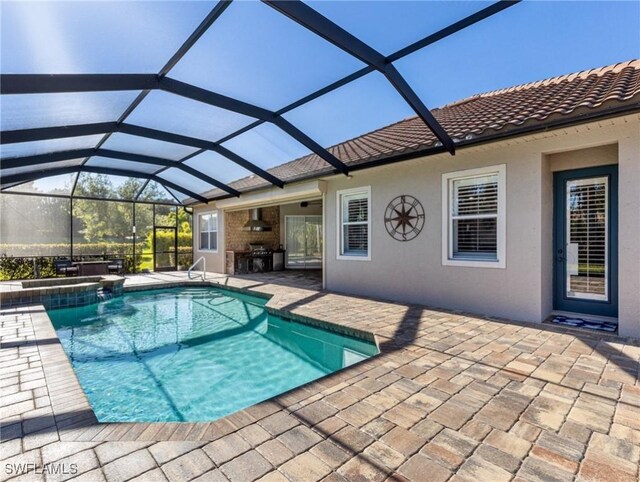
[48,286,378,422]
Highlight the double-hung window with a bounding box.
[337,186,371,260]
[442,165,506,268]
[198,211,218,252]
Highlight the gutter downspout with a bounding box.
[322,191,326,290]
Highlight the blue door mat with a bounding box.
[550,315,617,333]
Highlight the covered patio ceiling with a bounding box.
[0,0,519,205]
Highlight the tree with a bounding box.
[72,174,140,243]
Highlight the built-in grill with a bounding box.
[248,243,273,272]
[248,243,273,256]
[226,243,286,275]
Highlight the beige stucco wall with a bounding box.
[191,115,640,337]
[546,143,618,172]
[618,126,640,338]
[192,203,226,274]
[322,115,640,333]
[324,141,545,323]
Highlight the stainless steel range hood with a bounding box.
[242,208,272,232]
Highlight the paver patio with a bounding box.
[1,271,639,481]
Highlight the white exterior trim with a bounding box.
[216,180,327,210]
[336,185,372,261]
[441,164,506,269]
[322,191,327,289]
[196,210,219,253]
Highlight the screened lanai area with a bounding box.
[0,0,520,281]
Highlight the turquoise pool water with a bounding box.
[48,287,377,422]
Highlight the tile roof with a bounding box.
[205,60,640,199]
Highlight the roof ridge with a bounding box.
[203,59,640,198]
[445,60,640,106]
[320,60,640,149]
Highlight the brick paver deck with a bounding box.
[1,272,639,481]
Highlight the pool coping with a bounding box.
[27,279,382,442]
[125,279,378,344]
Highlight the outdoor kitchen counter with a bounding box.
[226,249,278,275]
[225,250,251,275]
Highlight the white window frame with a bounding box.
[336,186,371,261]
[197,210,219,253]
[442,165,506,269]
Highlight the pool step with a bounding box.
[176,290,226,300]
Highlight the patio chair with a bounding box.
[54,259,78,277]
[107,258,124,275]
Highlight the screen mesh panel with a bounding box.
[72,199,133,256]
[178,210,194,267]
[100,133,198,161]
[134,203,154,270]
[157,168,216,196]
[126,90,254,141]
[0,1,216,73]
[0,194,71,256]
[165,187,188,202]
[137,181,178,204]
[394,1,636,109]
[84,157,161,175]
[222,123,311,170]
[1,91,140,131]
[284,72,414,153]
[3,1,619,206]
[154,204,178,226]
[0,135,104,159]
[183,150,254,185]
[2,173,78,196]
[169,1,364,110]
[1,159,84,179]
[74,173,145,200]
[307,0,492,56]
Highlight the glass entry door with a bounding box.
[285,216,322,269]
[154,227,177,271]
[554,166,617,317]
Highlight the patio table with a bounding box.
[72,261,110,276]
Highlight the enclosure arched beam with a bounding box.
[1,122,284,188]
[263,0,458,154]
[188,1,521,148]
[0,1,522,189]
[0,148,240,197]
[0,165,209,204]
[0,74,350,176]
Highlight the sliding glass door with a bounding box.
[285,215,322,269]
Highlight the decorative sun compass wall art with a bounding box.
[384,195,425,242]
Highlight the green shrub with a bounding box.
[0,256,56,281]
[0,241,193,280]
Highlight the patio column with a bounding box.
[617,122,640,338]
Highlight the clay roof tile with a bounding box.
[202,60,640,199]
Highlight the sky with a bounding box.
[1,0,639,192]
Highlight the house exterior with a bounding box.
[192,61,640,338]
